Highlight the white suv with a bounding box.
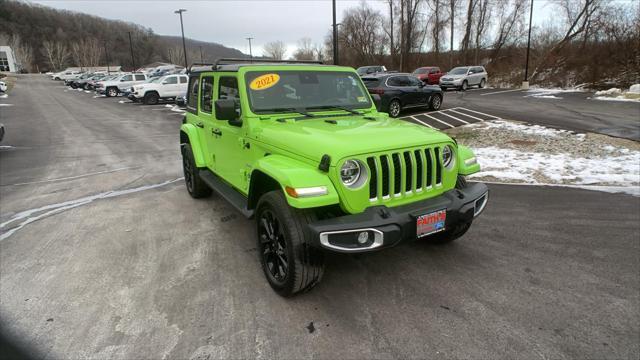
[97,73,148,97]
[130,74,188,104]
[439,66,488,91]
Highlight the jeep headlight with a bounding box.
[340,159,367,188]
[442,145,455,169]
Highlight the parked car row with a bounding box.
[51,66,188,105]
[357,64,489,91]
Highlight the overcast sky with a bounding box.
[31,0,553,57]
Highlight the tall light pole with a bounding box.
[332,0,338,65]
[246,37,254,61]
[523,0,534,89]
[174,9,188,69]
[199,45,204,63]
[127,31,136,71]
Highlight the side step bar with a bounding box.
[198,170,254,218]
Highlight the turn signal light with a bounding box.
[285,186,328,198]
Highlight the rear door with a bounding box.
[198,75,217,170]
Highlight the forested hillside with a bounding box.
[0,0,245,72]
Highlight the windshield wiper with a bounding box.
[306,105,376,120]
[261,107,316,118]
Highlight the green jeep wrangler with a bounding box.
[180,59,488,296]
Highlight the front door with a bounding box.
[211,75,247,192]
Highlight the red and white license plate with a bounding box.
[416,209,446,238]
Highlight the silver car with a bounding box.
[439,66,488,91]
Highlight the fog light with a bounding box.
[357,231,369,244]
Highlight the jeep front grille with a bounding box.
[366,146,443,202]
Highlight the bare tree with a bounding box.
[340,2,388,65]
[384,0,396,68]
[530,0,601,80]
[473,0,491,64]
[490,0,526,60]
[263,41,287,60]
[42,40,70,71]
[446,0,460,67]
[397,0,425,71]
[292,37,315,60]
[460,0,478,63]
[426,0,446,61]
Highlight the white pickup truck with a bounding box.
[129,74,188,104]
[96,73,148,97]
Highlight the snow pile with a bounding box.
[525,87,585,99]
[478,120,575,138]
[591,85,640,102]
[469,146,640,188]
[0,94,8,98]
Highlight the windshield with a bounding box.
[147,77,162,83]
[413,68,429,74]
[245,71,372,113]
[448,67,469,75]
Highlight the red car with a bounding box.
[412,67,444,85]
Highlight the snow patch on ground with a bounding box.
[629,84,640,94]
[0,94,7,98]
[170,105,185,113]
[0,145,16,150]
[0,104,13,107]
[469,147,640,189]
[592,96,640,103]
[118,100,127,104]
[595,88,622,96]
[477,120,579,139]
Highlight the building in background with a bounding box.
[0,46,18,72]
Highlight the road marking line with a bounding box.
[4,167,141,187]
[421,113,454,128]
[438,110,470,124]
[455,107,501,120]
[447,108,487,122]
[480,89,524,96]
[408,116,435,128]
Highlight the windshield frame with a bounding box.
[244,70,373,116]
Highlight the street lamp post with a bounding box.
[246,37,254,61]
[174,9,188,69]
[127,31,136,71]
[523,0,534,89]
[332,0,338,65]
[199,45,204,63]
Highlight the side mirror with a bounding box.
[215,99,242,126]
[371,94,382,111]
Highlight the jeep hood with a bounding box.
[254,115,453,165]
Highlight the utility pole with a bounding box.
[246,37,254,61]
[103,40,110,74]
[199,45,204,63]
[174,9,188,69]
[332,0,338,65]
[523,0,534,89]
[127,31,136,71]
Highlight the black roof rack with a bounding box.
[188,58,324,74]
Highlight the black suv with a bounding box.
[362,73,443,117]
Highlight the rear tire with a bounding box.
[144,92,159,105]
[388,99,402,118]
[429,94,442,111]
[479,78,486,88]
[256,191,325,297]
[181,143,211,198]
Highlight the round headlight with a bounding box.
[340,160,361,186]
[442,145,455,168]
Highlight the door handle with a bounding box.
[212,128,222,136]
[195,122,204,128]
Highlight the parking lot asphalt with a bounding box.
[404,87,640,141]
[1,75,639,359]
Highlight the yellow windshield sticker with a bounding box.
[357,96,368,103]
[250,74,280,91]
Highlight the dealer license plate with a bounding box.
[416,209,446,238]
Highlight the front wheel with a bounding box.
[460,80,468,91]
[479,78,486,88]
[429,94,442,111]
[106,87,118,97]
[388,99,402,118]
[144,92,159,105]
[181,143,211,198]
[256,191,325,297]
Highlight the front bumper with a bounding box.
[307,182,488,253]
